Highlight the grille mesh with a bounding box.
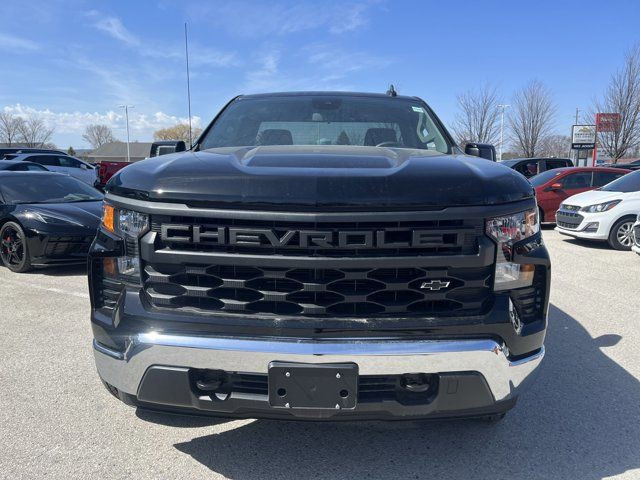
[143,263,493,317]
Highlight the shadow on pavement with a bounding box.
[171,304,639,479]
[28,264,87,276]
[560,237,614,251]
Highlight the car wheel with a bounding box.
[538,207,544,224]
[608,218,635,250]
[0,222,32,272]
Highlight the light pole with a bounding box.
[498,104,510,161]
[119,105,134,162]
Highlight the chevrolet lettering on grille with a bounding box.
[159,225,451,249]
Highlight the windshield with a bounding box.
[599,170,640,192]
[529,169,564,187]
[199,95,451,154]
[0,174,103,204]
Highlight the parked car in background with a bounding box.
[96,140,187,188]
[632,214,640,256]
[0,147,66,159]
[499,157,573,178]
[0,160,49,172]
[0,172,103,272]
[5,153,98,186]
[602,159,640,171]
[555,170,640,249]
[531,167,631,223]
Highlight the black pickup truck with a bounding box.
[89,91,549,421]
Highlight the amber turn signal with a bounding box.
[102,204,115,233]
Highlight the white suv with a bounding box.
[555,170,640,250]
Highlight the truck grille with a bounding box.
[143,263,493,317]
[143,214,493,318]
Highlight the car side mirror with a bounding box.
[550,182,563,190]
[464,143,496,161]
[80,164,88,170]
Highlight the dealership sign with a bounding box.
[571,125,596,149]
[596,113,620,132]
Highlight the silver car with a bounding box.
[6,153,98,186]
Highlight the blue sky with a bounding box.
[1,0,638,148]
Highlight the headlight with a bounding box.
[101,204,149,280]
[580,200,621,213]
[486,209,539,291]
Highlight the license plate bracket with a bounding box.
[268,362,358,410]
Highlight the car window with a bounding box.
[9,163,47,171]
[562,172,592,189]
[600,170,640,192]
[199,95,452,154]
[545,159,570,170]
[514,161,539,177]
[593,171,626,187]
[30,155,61,167]
[529,169,564,186]
[0,175,103,204]
[58,156,82,168]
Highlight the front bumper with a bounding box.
[94,334,544,420]
[555,209,613,240]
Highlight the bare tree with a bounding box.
[593,46,640,162]
[452,84,501,146]
[509,80,556,157]
[153,123,202,144]
[0,112,25,146]
[83,124,116,149]
[538,134,571,158]
[16,116,54,147]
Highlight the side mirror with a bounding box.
[550,182,563,190]
[150,140,187,157]
[464,143,496,161]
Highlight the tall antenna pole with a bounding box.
[184,22,193,146]
[119,104,134,162]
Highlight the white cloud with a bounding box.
[190,1,380,37]
[93,16,140,46]
[2,104,201,147]
[90,14,238,68]
[0,33,40,52]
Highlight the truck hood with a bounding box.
[107,145,534,209]
[562,189,631,207]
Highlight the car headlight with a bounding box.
[580,200,621,213]
[486,209,539,291]
[102,204,149,280]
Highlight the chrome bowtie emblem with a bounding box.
[420,280,450,291]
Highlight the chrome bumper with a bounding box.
[94,334,544,403]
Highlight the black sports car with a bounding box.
[0,171,103,272]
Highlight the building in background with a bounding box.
[86,141,152,163]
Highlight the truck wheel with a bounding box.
[608,217,635,250]
[0,222,32,273]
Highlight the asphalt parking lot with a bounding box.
[1,228,639,480]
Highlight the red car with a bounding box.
[531,167,631,223]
